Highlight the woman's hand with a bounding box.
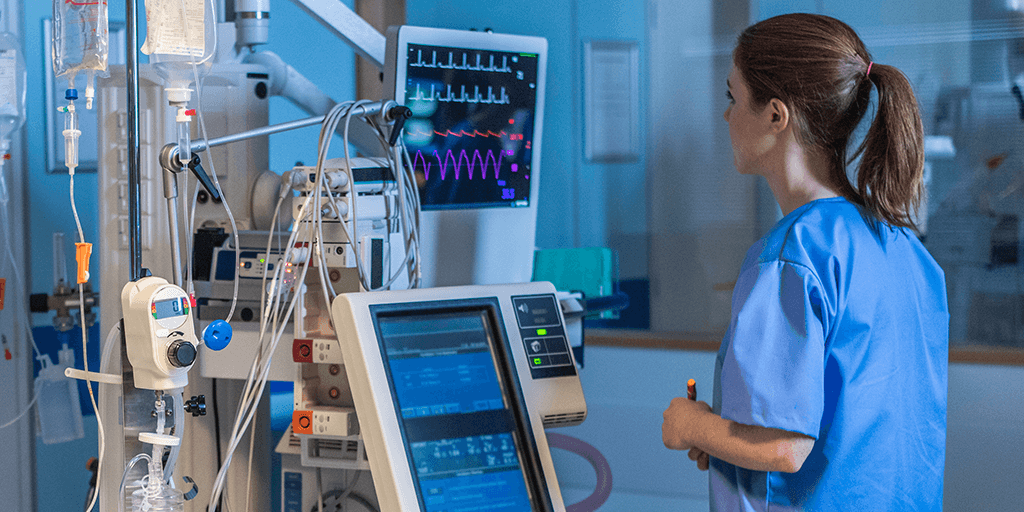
[661,397,713,451]
[688,447,710,471]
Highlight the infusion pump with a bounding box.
[121,276,198,390]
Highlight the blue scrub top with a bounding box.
[710,197,949,512]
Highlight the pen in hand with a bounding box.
[685,378,709,470]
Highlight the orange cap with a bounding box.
[75,243,93,284]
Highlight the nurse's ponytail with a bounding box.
[851,63,924,231]
[735,13,924,230]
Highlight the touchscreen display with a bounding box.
[377,309,536,511]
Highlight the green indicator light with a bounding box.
[537,329,547,336]
[533,358,542,365]
[260,258,265,263]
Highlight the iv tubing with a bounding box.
[167,194,183,286]
[0,161,44,362]
[208,188,324,509]
[80,288,105,512]
[0,394,37,429]
[71,128,104,511]
[118,453,153,512]
[162,391,185,484]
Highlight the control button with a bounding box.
[529,355,550,368]
[549,354,571,366]
[167,340,197,367]
[545,336,569,354]
[526,338,544,354]
[293,339,313,363]
[512,296,561,328]
[293,411,313,435]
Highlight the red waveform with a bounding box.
[410,129,509,139]
[65,0,107,5]
[413,149,505,181]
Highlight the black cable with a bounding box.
[211,378,223,512]
[307,489,378,512]
[83,457,98,512]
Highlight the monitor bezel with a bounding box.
[368,297,555,512]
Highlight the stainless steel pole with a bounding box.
[126,0,142,281]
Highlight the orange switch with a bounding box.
[75,243,92,284]
[292,410,313,435]
[293,339,313,363]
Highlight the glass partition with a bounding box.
[592,0,1024,358]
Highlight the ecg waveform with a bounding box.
[409,83,510,105]
[409,129,509,139]
[409,50,514,73]
[414,149,516,181]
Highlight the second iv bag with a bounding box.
[0,22,26,152]
[52,0,109,101]
[141,0,216,104]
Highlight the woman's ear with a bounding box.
[766,98,790,133]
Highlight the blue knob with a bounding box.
[202,320,232,351]
[65,89,79,101]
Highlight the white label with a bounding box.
[0,51,16,110]
[141,0,205,57]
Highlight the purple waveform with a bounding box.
[413,149,505,181]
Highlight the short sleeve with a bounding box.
[718,260,827,438]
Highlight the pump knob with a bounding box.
[168,340,197,367]
[184,395,206,417]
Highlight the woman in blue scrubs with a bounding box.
[661,13,949,511]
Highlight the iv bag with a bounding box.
[51,0,110,85]
[0,27,26,148]
[142,0,216,97]
[35,344,85,444]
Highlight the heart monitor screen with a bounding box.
[401,43,539,210]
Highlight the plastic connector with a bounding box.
[61,103,81,171]
[84,73,96,110]
[176,107,193,165]
[75,242,92,284]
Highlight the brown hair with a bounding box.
[734,13,924,230]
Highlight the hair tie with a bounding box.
[866,61,873,77]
